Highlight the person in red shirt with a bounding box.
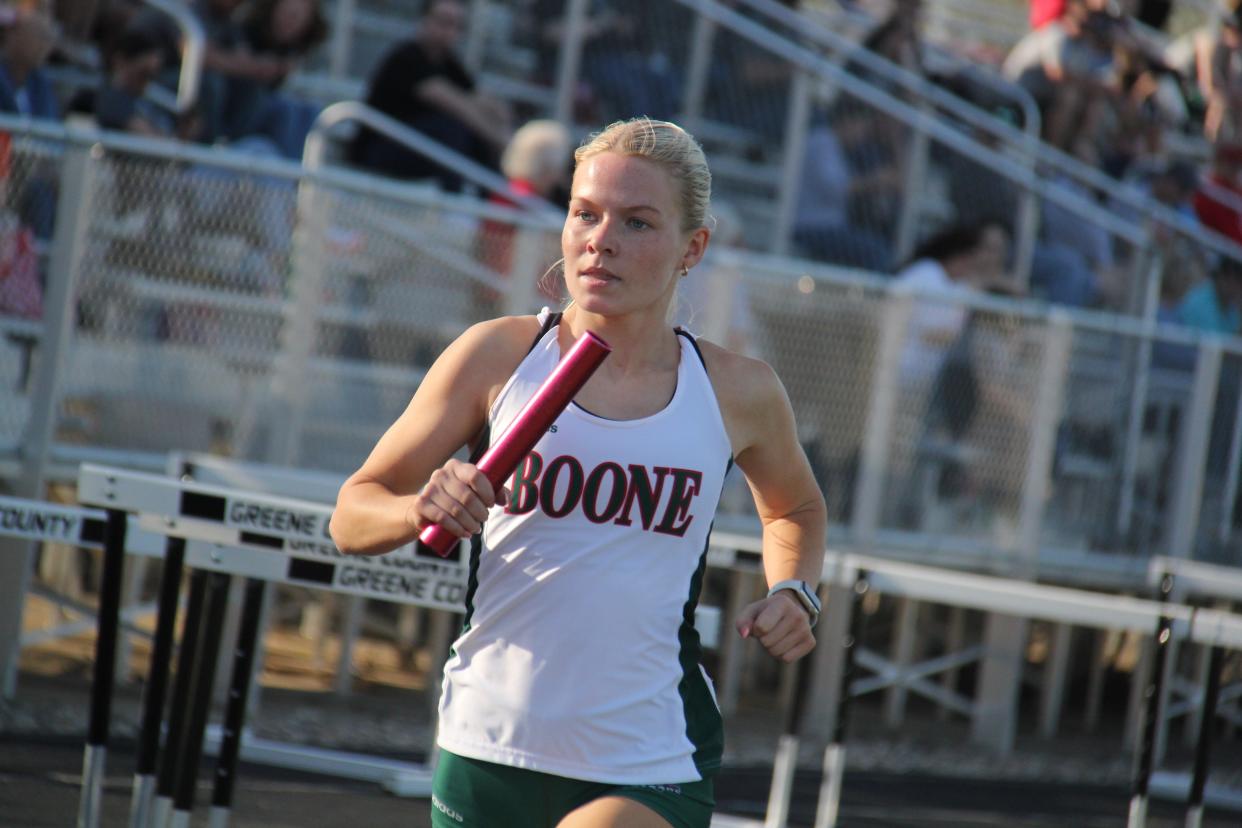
[1030,0,1066,30]
[475,120,572,309]
[1194,143,1242,245]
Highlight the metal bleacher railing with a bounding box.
[283,0,1242,319]
[0,103,1239,573]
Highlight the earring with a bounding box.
[680,265,689,278]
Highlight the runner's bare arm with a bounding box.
[704,343,827,660]
[329,317,536,556]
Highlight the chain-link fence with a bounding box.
[2,98,1241,584]
[0,129,62,453]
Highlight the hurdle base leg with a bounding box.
[170,809,192,828]
[151,795,173,828]
[1185,804,1204,828]
[814,743,845,828]
[129,774,156,828]
[1128,794,1147,828]
[77,744,106,828]
[208,805,231,828]
[763,734,799,828]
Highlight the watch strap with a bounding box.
[767,579,821,627]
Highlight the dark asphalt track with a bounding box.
[0,734,1235,827]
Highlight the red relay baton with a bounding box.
[418,330,612,556]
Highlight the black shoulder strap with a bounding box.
[674,326,708,369]
[529,311,562,355]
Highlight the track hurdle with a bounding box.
[73,462,467,825]
[706,529,1242,827]
[1142,557,1242,826]
[0,495,164,828]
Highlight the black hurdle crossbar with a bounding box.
[209,577,267,827]
[129,535,186,828]
[77,507,128,828]
[170,570,231,827]
[1129,572,1176,828]
[1185,645,1226,828]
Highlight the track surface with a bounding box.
[0,735,1234,827]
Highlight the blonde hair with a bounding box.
[573,117,712,232]
[501,119,571,185]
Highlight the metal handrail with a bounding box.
[684,0,1242,275]
[141,0,204,113]
[737,0,1042,141]
[301,101,561,221]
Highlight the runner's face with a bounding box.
[562,152,703,318]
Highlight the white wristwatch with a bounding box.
[767,579,822,628]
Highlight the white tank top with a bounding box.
[436,316,732,784]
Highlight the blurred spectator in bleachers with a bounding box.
[1036,143,1117,308]
[889,219,1012,523]
[894,220,1009,320]
[223,0,327,158]
[476,118,570,291]
[52,0,97,44]
[1177,253,1242,335]
[1004,0,1119,151]
[790,113,892,272]
[0,1,60,240]
[350,0,510,192]
[1197,6,1242,143]
[0,133,42,319]
[580,0,686,123]
[1030,0,1066,30]
[1194,141,1242,245]
[1098,37,1191,176]
[859,0,925,79]
[894,219,1010,391]
[702,1,798,151]
[92,24,183,137]
[1135,0,1171,31]
[128,0,320,154]
[0,0,60,122]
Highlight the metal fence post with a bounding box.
[1018,310,1073,571]
[1167,341,1223,562]
[679,11,717,128]
[503,226,548,318]
[327,0,357,80]
[771,70,812,257]
[893,109,932,264]
[850,293,913,548]
[463,0,490,74]
[553,0,588,126]
[972,311,1071,754]
[0,135,98,699]
[269,175,331,467]
[1116,251,1164,548]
